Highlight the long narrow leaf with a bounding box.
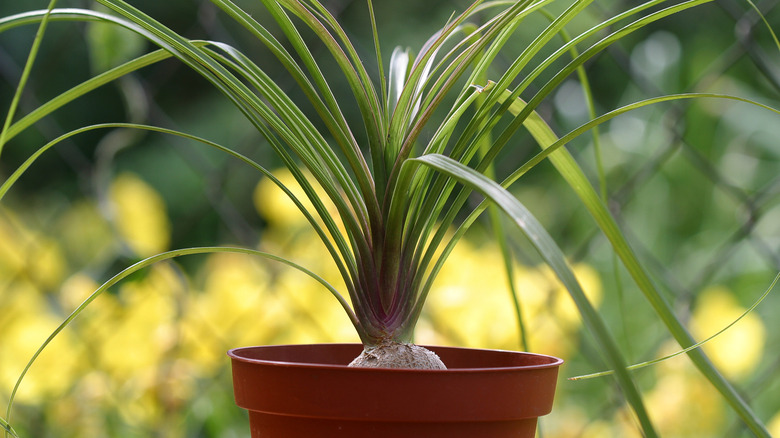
[206,42,368,230]
[0,417,18,438]
[0,0,58,159]
[401,0,580,299]
[409,153,658,436]
[0,121,368,332]
[91,0,377,315]
[479,0,713,173]
[271,0,385,192]
[210,0,379,228]
[571,271,780,380]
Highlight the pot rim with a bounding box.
[227,343,563,372]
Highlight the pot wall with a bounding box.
[246,412,537,437]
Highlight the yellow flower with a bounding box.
[690,286,765,379]
[549,264,602,328]
[61,270,194,432]
[60,272,100,311]
[71,264,183,379]
[253,167,345,252]
[632,342,726,437]
[56,199,114,265]
[273,268,357,344]
[254,168,336,227]
[515,263,602,358]
[418,235,605,357]
[180,252,281,369]
[768,411,780,437]
[0,209,66,290]
[0,281,83,404]
[0,210,26,276]
[109,172,170,257]
[254,168,309,227]
[425,239,520,349]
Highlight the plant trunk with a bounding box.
[348,340,447,369]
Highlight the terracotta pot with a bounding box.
[228,343,562,438]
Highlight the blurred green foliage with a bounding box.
[2,0,780,437]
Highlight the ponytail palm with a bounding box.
[1,0,776,436]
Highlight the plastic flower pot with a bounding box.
[228,343,562,438]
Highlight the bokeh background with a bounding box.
[1,0,780,436]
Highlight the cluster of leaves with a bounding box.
[1,0,779,437]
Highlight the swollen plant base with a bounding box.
[348,341,447,369]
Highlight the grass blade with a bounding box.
[0,0,58,159]
[571,271,780,380]
[4,246,356,424]
[0,417,18,438]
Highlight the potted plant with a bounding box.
[0,0,776,437]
